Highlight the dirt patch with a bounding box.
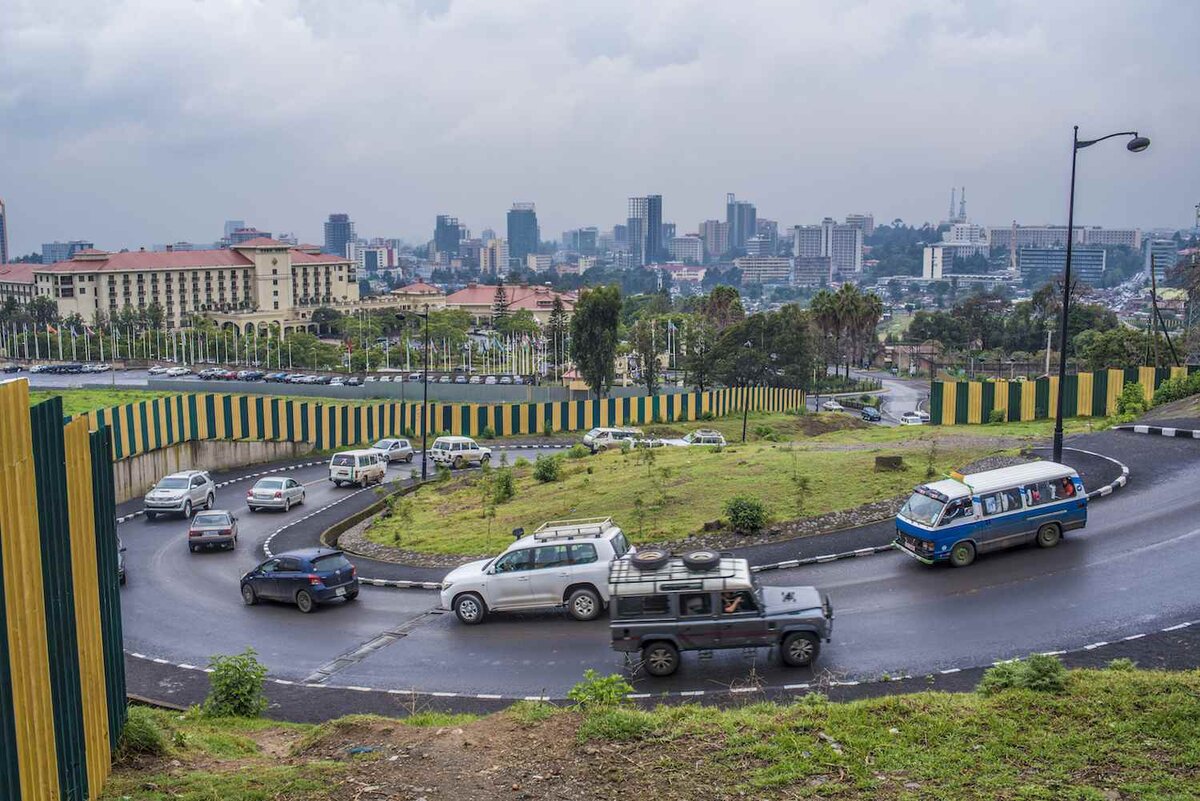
[1139,394,1200,423]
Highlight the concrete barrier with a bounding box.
[112,438,312,503]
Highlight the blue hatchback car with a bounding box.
[240,548,359,613]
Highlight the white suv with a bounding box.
[440,518,633,624]
[144,470,215,519]
[582,427,644,453]
[428,436,491,469]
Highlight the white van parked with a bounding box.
[328,449,387,487]
[582,427,644,453]
[428,436,492,469]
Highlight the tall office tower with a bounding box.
[726,193,757,252]
[480,239,509,275]
[434,215,462,257]
[481,228,497,244]
[627,198,646,267]
[821,217,864,274]
[627,194,664,266]
[41,240,95,264]
[506,203,539,266]
[756,219,779,253]
[1144,238,1179,285]
[0,198,8,265]
[223,219,246,242]
[661,222,675,243]
[577,227,598,255]
[229,227,272,245]
[323,213,355,257]
[792,225,823,258]
[612,224,628,248]
[699,220,728,259]
[845,213,875,238]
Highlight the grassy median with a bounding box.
[101,667,1200,800]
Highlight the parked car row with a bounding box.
[364,373,532,385]
[27,362,113,374]
[582,427,728,452]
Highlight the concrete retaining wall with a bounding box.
[112,438,311,503]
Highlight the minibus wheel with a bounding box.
[1036,523,1061,549]
[949,541,976,568]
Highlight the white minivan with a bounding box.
[328,449,387,487]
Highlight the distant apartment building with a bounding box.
[845,213,875,237]
[561,227,599,255]
[358,245,403,275]
[229,227,272,245]
[794,219,862,274]
[34,238,358,332]
[726,193,756,252]
[793,256,833,287]
[526,253,552,272]
[669,235,705,264]
[925,223,990,266]
[735,255,792,284]
[223,220,246,241]
[661,222,676,244]
[756,219,779,253]
[506,203,539,267]
[699,220,728,260]
[922,246,952,280]
[988,224,1141,252]
[323,213,355,257]
[1143,239,1179,284]
[1019,247,1106,286]
[627,194,663,267]
[0,197,8,265]
[745,235,773,257]
[792,225,823,258]
[480,239,509,276]
[434,215,463,257]
[0,263,35,304]
[1083,227,1142,249]
[42,240,95,264]
[480,228,497,244]
[658,263,707,285]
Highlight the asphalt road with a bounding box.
[119,428,1200,703]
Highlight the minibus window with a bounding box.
[899,492,945,526]
[939,498,974,526]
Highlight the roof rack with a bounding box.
[608,556,751,594]
[532,517,615,541]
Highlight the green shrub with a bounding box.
[204,648,268,718]
[478,426,496,440]
[492,469,515,504]
[1116,382,1148,416]
[435,464,452,483]
[1152,373,1200,406]
[567,670,634,709]
[1107,657,1137,671]
[988,408,1006,424]
[507,700,558,726]
[567,443,590,459]
[977,653,1068,696]
[725,495,768,533]
[532,454,562,483]
[513,456,531,468]
[578,708,654,742]
[753,424,777,441]
[697,411,715,421]
[119,705,168,758]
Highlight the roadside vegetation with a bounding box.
[102,662,1200,800]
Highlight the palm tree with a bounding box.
[810,289,837,376]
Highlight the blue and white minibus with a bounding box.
[895,462,1086,567]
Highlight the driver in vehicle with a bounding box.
[723,591,754,613]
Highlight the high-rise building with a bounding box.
[1144,239,1178,285]
[793,256,833,287]
[223,220,246,242]
[480,239,509,275]
[845,213,875,238]
[792,225,823,258]
[506,203,539,267]
[434,215,462,257]
[726,193,757,252]
[735,256,792,284]
[627,194,663,267]
[756,219,779,254]
[661,222,675,244]
[699,220,728,260]
[821,218,863,274]
[745,236,772,257]
[668,235,705,264]
[1019,247,1107,286]
[481,228,497,244]
[229,227,272,245]
[0,198,8,265]
[561,227,599,255]
[42,240,95,264]
[323,213,355,257]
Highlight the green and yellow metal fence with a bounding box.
[1,380,125,801]
[79,386,806,461]
[929,366,1199,425]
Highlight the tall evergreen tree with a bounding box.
[569,284,621,402]
[546,296,569,376]
[491,280,510,324]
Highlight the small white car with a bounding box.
[899,412,926,425]
[147,365,169,376]
[246,476,306,512]
[165,366,191,377]
[581,427,644,453]
[820,400,845,412]
[328,450,387,487]
[916,409,931,422]
[428,436,491,469]
[144,470,215,519]
[660,429,727,448]
[440,518,633,624]
[371,438,415,463]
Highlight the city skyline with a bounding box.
[2,1,1198,253]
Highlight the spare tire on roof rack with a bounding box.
[630,548,670,571]
[682,549,721,571]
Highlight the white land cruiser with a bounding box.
[428,436,492,469]
[440,517,633,624]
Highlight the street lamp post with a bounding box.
[1052,127,1149,464]
[741,340,753,443]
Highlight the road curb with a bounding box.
[1115,424,1200,439]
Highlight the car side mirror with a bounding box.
[119,546,127,553]
[511,527,525,540]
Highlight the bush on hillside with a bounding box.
[977,653,1068,696]
[725,495,768,533]
[533,454,562,483]
[1116,382,1149,416]
[119,706,168,758]
[1152,372,1200,406]
[204,648,268,718]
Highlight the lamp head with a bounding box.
[1127,135,1150,153]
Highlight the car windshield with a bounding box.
[373,440,394,449]
[192,513,230,527]
[254,479,284,489]
[313,554,352,573]
[331,455,354,466]
[156,478,188,490]
[899,492,946,526]
[585,428,601,438]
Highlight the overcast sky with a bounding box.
[2,0,1197,255]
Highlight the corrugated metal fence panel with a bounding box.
[31,398,89,801]
[89,428,125,756]
[0,511,19,801]
[0,380,57,801]
[64,418,111,796]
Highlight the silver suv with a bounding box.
[144,470,215,519]
[440,518,633,624]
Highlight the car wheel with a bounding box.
[345,590,359,601]
[781,632,819,667]
[949,540,976,568]
[249,506,258,513]
[188,544,197,553]
[333,480,343,488]
[241,584,257,605]
[145,511,156,521]
[406,454,413,463]
[453,593,486,624]
[182,500,192,518]
[295,590,315,613]
[1036,523,1061,549]
[630,548,670,571]
[300,491,305,505]
[682,549,721,572]
[205,493,214,510]
[642,642,679,677]
[283,498,291,512]
[480,454,491,466]
[453,456,465,470]
[566,588,601,621]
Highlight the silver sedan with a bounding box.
[371,438,414,463]
[246,477,306,512]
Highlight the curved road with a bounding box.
[120,429,1200,703]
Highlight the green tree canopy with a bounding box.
[569,284,622,402]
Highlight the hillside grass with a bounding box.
[366,437,997,555]
[100,668,1200,800]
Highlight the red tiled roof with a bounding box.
[445,284,575,311]
[33,244,352,274]
[393,282,442,295]
[233,237,288,248]
[289,250,351,264]
[0,263,37,283]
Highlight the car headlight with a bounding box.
[441,581,453,591]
